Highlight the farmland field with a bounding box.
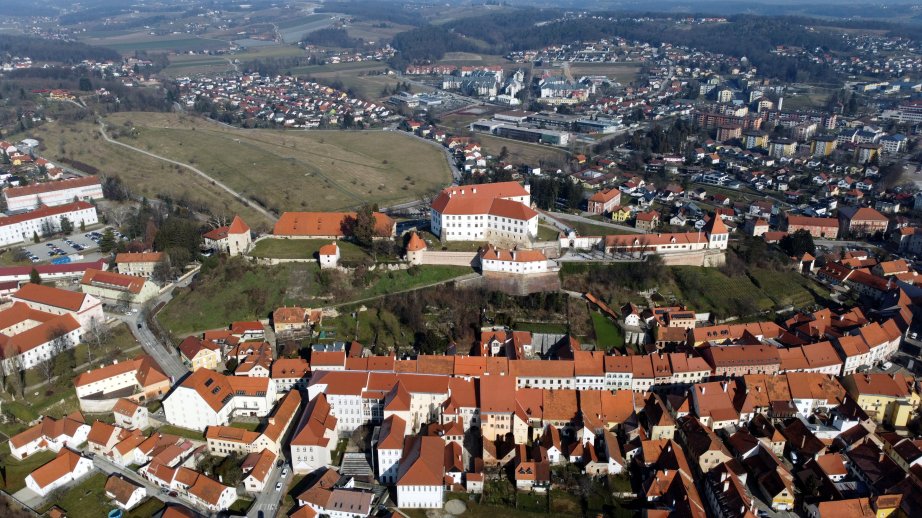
[82,32,230,54]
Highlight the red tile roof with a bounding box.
[3,176,100,198]
[273,212,394,237]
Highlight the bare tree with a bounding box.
[85,317,111,364]
[107,205,134,229]
[3,344,23,399]
[207,213,230,230]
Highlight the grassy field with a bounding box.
[157,424,205,441]
[39,472,110,516]
[159,258,470,335]
[320,306,414,354]
[354,265,471,300]
[249,238,370,261]
[346,21,416,42]
[9,119,271,229]
[82,32,230,54]
[125,498,165,518]
[537,224,561,241]
[475,134,569,168]
[671,267,774,315]
[514,321,568,334]
[158,261,319,335]
[14,112,452,228]
[106,112,452,215]
[749,267,829,307]
[562,219,636,236]
[590,311,626,352]
[291,61,420,99]
[162,46,310,77]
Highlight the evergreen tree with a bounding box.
[29,268,41,285]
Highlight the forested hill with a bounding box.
[0,35,120,64]
[390,11,917,82]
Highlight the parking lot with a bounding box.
[20,228,120,264]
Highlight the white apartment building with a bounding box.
[375,415,406,484]
[3,176,104,212]
[162,368,277,431]
[396,436,446,509]
[11,282,104,330]
[430,182,538,244]
[289,393,338,474]
[0,302,81,375]
[479,245,549,275]
[0,201,99,247]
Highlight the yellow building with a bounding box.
[611,206,631,222]
[178,336,223,371]
[811,136,837,157]
[842,373,920,429]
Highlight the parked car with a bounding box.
[275,482,282,491]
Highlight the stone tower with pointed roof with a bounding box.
[704,213,729,250]
[203,215,251,257]
[405,232,427,265]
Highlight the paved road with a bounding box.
[248,461,287,518]
[542,210,645,235]
[117,273,197,381]
[97,120,279,224]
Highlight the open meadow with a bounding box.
[13,113,452,227]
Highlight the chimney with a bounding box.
[723,479,730,492]
[460,189,465,195]
[722,381,728,392]
[113,359,119,365]
[472,187,477,194]
[701,386,706,395]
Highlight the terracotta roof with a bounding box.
[262,390,302,443]
[479,244,546,263]
[228,215,250,234]
[786,215,838,229]
[319,243,338,256]
[3,176,99,198]
[105,474,142,505]
[245,449,276,484]
[406,232,427,252]
[187,471,232,506]
[116,252,164,264]
[377,415,406,450]
[87,420,120,447]
[273,211,394,237]
[112,398,141,417]
[846,372,913,398]
[397,435,445,486]
[202,226,230,241]
[703,213,728,234]
[12,283,89,312]
[430,183,536,220]
[843,206,888,222]
[271,358,310,378]
[290,393,337,447]
[9,414,86,449]
[81,268,147,294]
[28,448,87,489]
[73,355,168,389]
[0,201,95,229]
[178,336,221,362]
[0,258,107,279]
[273,307,307,325]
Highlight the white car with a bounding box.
[275,482,282,491]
